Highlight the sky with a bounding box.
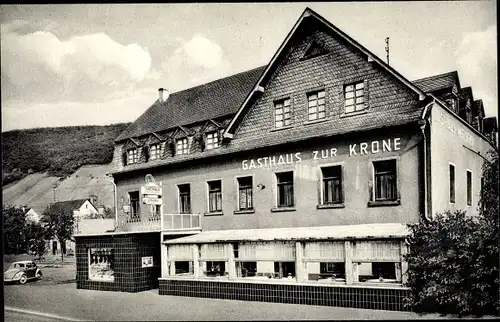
[0,2,497,132]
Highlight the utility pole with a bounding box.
[385,37,390,65]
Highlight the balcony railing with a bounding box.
[162,213,201,232]
[116,212,161,232]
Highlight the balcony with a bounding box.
[115,212,162,232]
[162,213,202,234]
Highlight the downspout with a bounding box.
[420,101,433,221]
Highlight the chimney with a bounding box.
[158,88,164,102]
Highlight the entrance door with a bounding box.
[52,241,58,255]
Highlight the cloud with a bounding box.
[455,25,497,116]
[182,34,224,69]
[1,23,153,104]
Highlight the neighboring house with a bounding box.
[43,198,99,255]
[22,207,40,223]
[74,7,498,310]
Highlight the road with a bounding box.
[5,307,82,322]
[4,282,460,321]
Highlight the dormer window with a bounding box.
[206,131,219,150]
[445,98,456,112]
[127,148,139,164]
[176,138,189,155]
[149,143,160,160]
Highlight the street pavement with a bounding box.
[5,307,83,322]
[3,282,457,321]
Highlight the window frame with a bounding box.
[205,131,220,150]
[307,90,326,122]
[344,81,365,114]
[177,183,191,214]
[149,143,161,161]
[274,97,292,129]
[368,157,400,206]
[466,169,472,206]
[236,175,254,211]
[176,138,189,155]
[127,148,139,164]
[206,179,223,214]
[449,163,456,204]
[319,164,344,206]
[128,191,140,220]
[274,170,295,209]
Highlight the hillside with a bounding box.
[2,123,130,185]
[2,164,114,214]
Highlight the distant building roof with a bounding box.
[45,198,93,215]
[114,66,266,142]
[412,71,459,93]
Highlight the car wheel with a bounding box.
[19,274,28,284]
[37,272,43,280]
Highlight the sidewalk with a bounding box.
[4,283,477,321]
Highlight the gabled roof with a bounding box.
[115,66,266,143]
[223,7,426,137]
[413,71,460,93]
[45,199,95,215]
[473,99,485,117]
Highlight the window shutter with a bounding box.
[122,150,127,166]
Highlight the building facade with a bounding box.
[75,8,497,311]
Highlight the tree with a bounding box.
[103,207,115,219]
[3,205,28,254]
[41,205,75,262]
[25,221,49,260]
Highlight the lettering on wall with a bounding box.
[435,109,475,147]
[242,138,401,170]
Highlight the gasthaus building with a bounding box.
[75,8,498,311]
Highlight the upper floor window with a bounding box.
[344,82,365,113]
[308,90,326,121]
[449,164,455,203]
[128,191,140,219]
[207,180,222,213]
[127,149,139,165]
[178,184,191,214]
[176,138,189,155]
[321,166,343,205]
[466,170,472,206]
[275,98,291,128]
[373,159,397,201]
[206,132,219,150]
[276,171,294,207]
[237,176,253,211]
[149,144,160,160]
[446,98,457,112]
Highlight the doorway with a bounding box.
[52,241,58,255]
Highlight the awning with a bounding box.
[164,223,409,244]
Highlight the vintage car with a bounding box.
[4,260,43,284]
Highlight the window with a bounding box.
[89,248,114,282]
[446,98,457,112]
[449,164,455,203]
[174,261,193,275]
[238,177,253,210]
[204,261,226,277]
[128,191,140,220]
[127,148,138,164]
[373,160,397,201]
[236,261,257,278]
[276,172,294,207]
[307,90,326,121]
[344,82,365,113]
[274,261,296,279]
[149,144,160,160]
[467,170,472,206]
[178,184,191,214]
[208,180,222,212]
[176,138,189,155]
[357,262,398,283]
[206,132,219,150]
[322,166,343,204]
[274,98,291,128]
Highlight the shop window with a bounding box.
[307,90,326,121]
[207,180,222,213]
[344,81,365,113]
[127,148,139,164]
[321,165,343,204]
[176,138,189,155]
[203,261,226,277]
[236,261,258,278]
[206,131,219,150]
[149,143,160,160]
[237,176,253,210]
[128,191,140,220]
[356,262,399,283]
[174,261,194,275]
[466,170,472,206]
[276,171,294,207]
[373,159,397,201]
[178,184,191,214]
[275,98,291,128]
[274,261,296,279]
[89,248,114,282]
[449,164,455,203]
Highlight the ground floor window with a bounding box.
[274,261,296,279]
[236,261,257,278]
[174,261,194,276]
[356,262,399,283]
[203,261,226,277]
[89,248,114,282]
[306,262,345,282]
